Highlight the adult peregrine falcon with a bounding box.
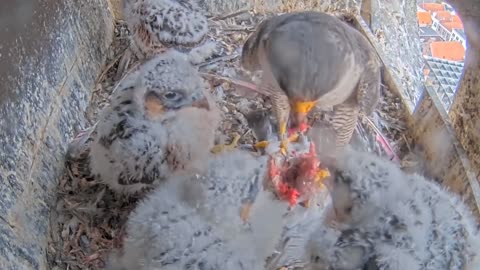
[241,11,381,153]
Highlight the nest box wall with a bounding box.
[0,0,478,268]
[0,0,113,269]
[447,0,480,197]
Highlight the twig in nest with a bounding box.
[402,133,412,152]
[96,47,128,84]
[84,252,102,263]
[222,26,255,32]
[242,128,252,138]
[114,48,133,81]
[111,61,142,95]
[212,8,252,21]
[199,72,262,94]
[197,53,240,68]
[361,115,400,162]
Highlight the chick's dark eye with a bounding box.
[345,206,353,214]
[164,92,178,100]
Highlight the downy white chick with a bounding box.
[327,149,480,270]
[265,200,374,270]
[89,50,220,195]
[268,149,480,270]
[121,0,216,68]
[106,149,290,270]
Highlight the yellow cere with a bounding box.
[292,101,316,114]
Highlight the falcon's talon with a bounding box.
[279,139,289,156]
[254,140,270,149]
[211,133,241,154]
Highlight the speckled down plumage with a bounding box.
[268,149,480,270]
[330,149,480,270]
[106,150,290,269]
[266,201,372,270]
[123,0,216,63]
[89,51,219,195]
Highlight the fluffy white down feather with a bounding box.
[266,202,372,270]
[268,149,480,270]
[123,0,209,57]
[330,149,480,270]
[89,51,220,195]
[123,0,207,43]
[187,40,218,65]
[106,150,291,269]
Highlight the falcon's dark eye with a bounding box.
[163,91,179,100]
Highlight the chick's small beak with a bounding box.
[191,97,210,110]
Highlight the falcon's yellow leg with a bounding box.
[254,131,298,150]
[271,94,291,156]
[254,140,270,149]
[287,132,300,143]
[254,122,295,151]
[211,133,241,154]
[278,121,288,155]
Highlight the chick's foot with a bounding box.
[211,133,241,154]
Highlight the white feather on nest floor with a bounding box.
[46,11,414,270]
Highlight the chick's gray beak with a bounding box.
[191,96,210,110]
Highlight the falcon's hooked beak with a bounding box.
[290,101,316,130]
[191,97,210,110]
